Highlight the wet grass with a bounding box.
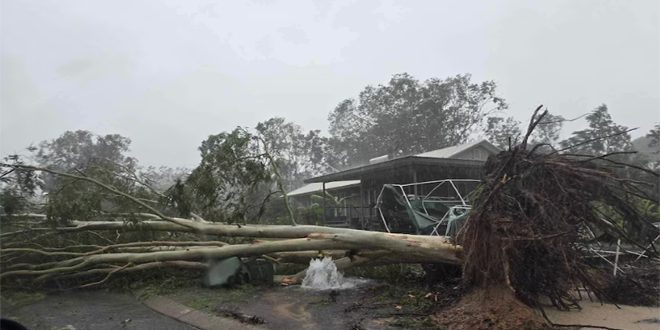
[79,261,456,329]
[129,273,200,300]
[165,284,264,313]
[344,263,426,282]
[1,290,46,308]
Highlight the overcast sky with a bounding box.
[1,0,659,168]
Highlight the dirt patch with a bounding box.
[544,300,660,330]
[432,286,551,330]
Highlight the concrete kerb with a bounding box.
[142,295,262,330]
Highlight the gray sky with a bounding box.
[2,0,659,168]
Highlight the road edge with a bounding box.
[142,295,262,330]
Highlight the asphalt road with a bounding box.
[1,291,198,330]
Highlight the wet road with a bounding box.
[1,291,197,330]
[167,281,404,330]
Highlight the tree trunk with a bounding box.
[1,217,463,285]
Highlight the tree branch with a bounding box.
[1,164,201,231]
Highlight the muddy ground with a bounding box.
[2,274,659,329]
[163,279,442,330]
[165,282,660,330]
[160,268,660,330]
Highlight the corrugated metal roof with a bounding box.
[287,180,361,197]
[304,157,485,183]
[415,140,498,159]
[303,140,499,184]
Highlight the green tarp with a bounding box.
[378,184,469,236]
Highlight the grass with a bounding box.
[110,270,204,300]
[1,290,47,308]
[165,284,263,313]
[344,263,426,282]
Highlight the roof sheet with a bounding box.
[287,180,361,197]
[414,140,497,158]
[304,140,499,183]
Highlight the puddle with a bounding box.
[167,279,400,330]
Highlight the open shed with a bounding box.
[290,140,499,229]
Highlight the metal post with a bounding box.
[412,169,418,196]
[613,239,621,277]
[322,182,327,226]
[359,180,365,229]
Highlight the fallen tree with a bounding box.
[0,162,465,287]
[436,107,660,329]
[0,197,462,287]
[2,108,659,330]
[0,229,461,282]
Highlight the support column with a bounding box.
[412,169,418,196]
[322,182,327,226]
[359,179,365,229]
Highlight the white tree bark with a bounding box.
[1,220,463,283]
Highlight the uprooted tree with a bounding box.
[0,172,462,288]
[0,160,463,287]
[435,107,660,329]
[1,108,659,329]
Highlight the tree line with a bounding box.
[2,73,658,225]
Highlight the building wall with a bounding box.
[354,163,484,229]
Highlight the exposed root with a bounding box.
[433,286,551,330]
[458,108,659,308]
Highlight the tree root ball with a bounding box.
[432,287,552,330]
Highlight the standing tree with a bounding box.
[484,116,522,150]
[560,104,632,154]
[255,118,332,188]
[183,128,273,222]
[328,73,508,165]
[0,154,39,215]
[36,130,136,172]
[485,111,564,150]
[530,112,565,146]
[647,123,660,151]
[634,123,660,172]
[32,131,146,220]
[181,118,330,224]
